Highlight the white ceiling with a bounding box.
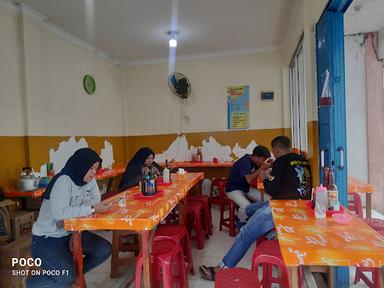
[345,0,384,35]
[15,0,295,64]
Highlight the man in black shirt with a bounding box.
[262,136,312,199]
[199,136,312,281]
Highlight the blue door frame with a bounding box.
[316,0,352,287]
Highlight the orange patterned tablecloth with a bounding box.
[271,200,384,267]
[161,161,234,168]
[95,166,126,180]
[256,177,374,194]
[4,167,126,199]
[348,177,374,194]
[4,188,45,198]
[64,172,204,231]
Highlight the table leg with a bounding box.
[178,197,187,227]
[139,231,152,288]
[72,231,85,288]
[289,266,299,287]
[366,193,372,219]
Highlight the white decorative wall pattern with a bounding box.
[49,136,114,173]
[155,135,260,162]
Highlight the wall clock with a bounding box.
[83,74,96,95]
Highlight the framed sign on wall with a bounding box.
[227,85,249,130]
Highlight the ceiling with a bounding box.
[344,0,384,35]
[15,0,294,64]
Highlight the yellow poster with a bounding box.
[227,85,249,129]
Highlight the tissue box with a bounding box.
[10,211,34,241]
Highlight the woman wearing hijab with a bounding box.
[27,148,112,288]
[119,147,162,190]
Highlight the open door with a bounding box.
[316,0,352,287]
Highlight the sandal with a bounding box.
[199,265,217,281]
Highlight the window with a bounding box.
[289,43,308,153]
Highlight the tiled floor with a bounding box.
[85,207,383,287]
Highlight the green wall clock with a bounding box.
[83,74,96,95]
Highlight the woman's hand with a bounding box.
[93,202,111,214]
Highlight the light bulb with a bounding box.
[169,38,177,48]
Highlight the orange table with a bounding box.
[64,172,204,288]
[160,161,234,168]
[4,167,126,200]
[348,177,374,219]
[4,188,45,198]
[256,177,375,218]
[271,200,384,287]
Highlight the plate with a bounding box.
[133,190,164,200]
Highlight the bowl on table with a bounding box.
[332,212,353,225]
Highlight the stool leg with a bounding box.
[183,232,195,275]
[135,255,143,288]
[197,213,205,249]
[229,201,236,237]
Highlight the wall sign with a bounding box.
[227,85,249,130]
[261,91,274,100]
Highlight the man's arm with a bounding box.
[244,162,270,184]
[262,161,284,198]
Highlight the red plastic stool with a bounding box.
[354,266,381,288]
[210,178,237,237]
[187,201,206,249]
[215,268,260,288]
[154,224,194,275]
[189,194,213,236]
[252,240,303,288]
[135,239,188,288]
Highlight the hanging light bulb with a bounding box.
[167,31,179,48]
[169,38,177,48]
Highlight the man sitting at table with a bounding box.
[200,136,312,281]
[224,145,271,224]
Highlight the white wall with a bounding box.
[345,34,368,181]
[282,0,328,123]
[123,50,284,136]
[0,3,25,136]
[22,13,125,136]
[0,3,125,137]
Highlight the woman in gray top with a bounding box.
[27,148,112,288]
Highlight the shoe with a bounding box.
[264,229,277,240]
[235,216,246,230]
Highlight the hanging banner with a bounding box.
[227,85,249,129]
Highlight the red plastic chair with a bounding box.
[135,239,188,288]
[348,193,384,287]
[348,192,384,231]
[154,224,194,275]
[210,178,237,237]
[354,266,382,288]
[187,201,206,249]
[252,240,303,288]
[188,194,213,236]
[215,268,260,288]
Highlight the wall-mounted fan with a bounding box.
[168,72,191,99]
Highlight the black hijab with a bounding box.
[119,147,162,190]
[41,148,102,200]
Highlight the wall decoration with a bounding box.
[155,135,259,162]
[83,74,96,95]
[227,85,249,129]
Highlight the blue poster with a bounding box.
[227,85,249,129]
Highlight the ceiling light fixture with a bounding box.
[167,31,179,48]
